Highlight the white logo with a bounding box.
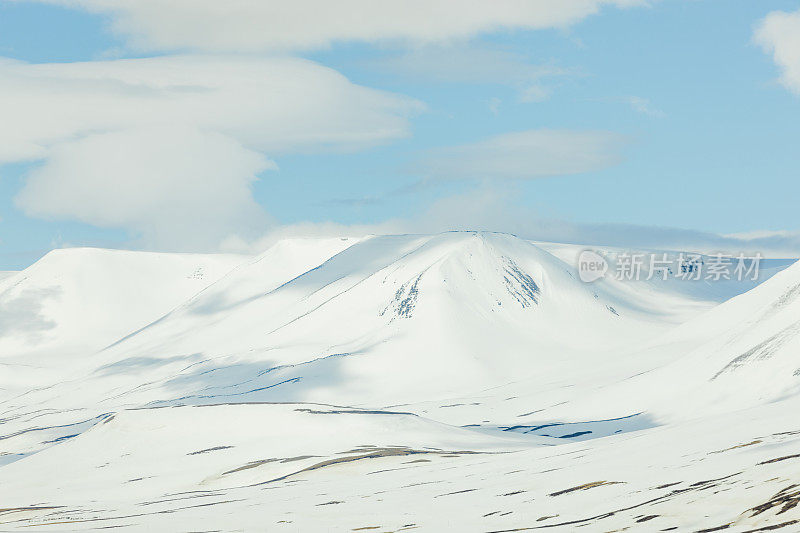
[577,250,608,283]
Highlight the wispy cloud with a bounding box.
[626,96,665,117]
[413,129,627,180]
[488,97,502,114]
[231,188,800,259]
[321,179,436,208]
[405,189,800,257]
[373,43,570,103]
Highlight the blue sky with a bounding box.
[1,0,800,269]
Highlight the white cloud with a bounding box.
[0,55,421,249]
[16,128,273,250]
[414,129,627,180]
[755,8,800,95]
[25,0,646,53]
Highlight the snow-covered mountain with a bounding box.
[1,232,798,532]
[82,232,674,409]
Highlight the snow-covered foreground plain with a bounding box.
[1,232,799,532]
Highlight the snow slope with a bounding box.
[551,257,800,423]
[0,249,249,399]
[1,399,799,532]
[0,248,246,360]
